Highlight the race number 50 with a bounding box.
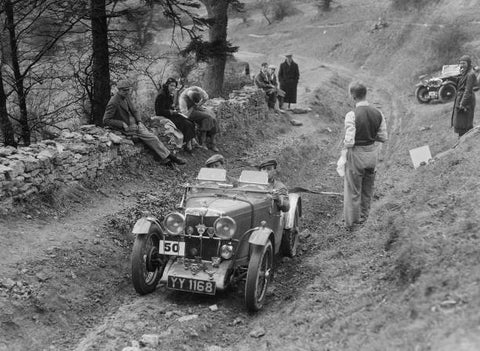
[159,240,185,255]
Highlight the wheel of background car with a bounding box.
[415,85,430,103]
[281,207,300,258]
[245,241,273,312]
[131,227,165,295]
[438,83,456,103]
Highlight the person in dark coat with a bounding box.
[255,62,277,110]
[104,79,185,169]
[155,77,197,152]
[452,55,476,137]
[278,54,300,109]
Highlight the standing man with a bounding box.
[103,79,186,169]
[452,55,476,137]
[278,54,300,110]
[342,82,387,229]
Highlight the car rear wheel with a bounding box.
[131,228,165,295]
[245,241,273,312]
[281,207,300,257]
[439,83,456,103]
[415,85,430,103]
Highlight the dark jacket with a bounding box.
[278,60,300,103]
[254,71,274,92]
[154,90,175,118]
[453,69,476,133]
[103,93,140,130]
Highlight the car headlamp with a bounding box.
[220,244,234,259]
[213,216,236,239]
[163,212,185,235]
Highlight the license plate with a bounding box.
[429,91,437,97]
[167,276,216,295]
[159,240,185,256]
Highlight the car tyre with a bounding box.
[245,241,273,312]
[281,207,300,257]
[439,83,456,103]
[415,85,430,103]
[131,227,165,295]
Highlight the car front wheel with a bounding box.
[439,83,456,103]
[245,241,273,312]
[131,228,165,295]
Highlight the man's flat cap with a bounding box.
[205,154,225,167]
[117,79,132,89]
[285,54,293,57]
[268,65,276,69]
[258,159,277,169]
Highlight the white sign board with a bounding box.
[409,145,432,169]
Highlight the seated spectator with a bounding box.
[103,78,185,169]
[268,65,285,112]
[154,77,197,152]
[178,86,219,152]
[255,62,277,110]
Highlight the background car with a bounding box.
[415,64,479,104]
[130,167,302,312]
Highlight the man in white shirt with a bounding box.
[342,81,388,229]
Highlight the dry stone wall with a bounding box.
[0,85,267,211]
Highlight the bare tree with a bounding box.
[0,58,16,147]
[91,0,110,126]
[1,0,88,145]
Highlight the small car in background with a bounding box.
[415,64,480,104]
[130,167,302,311]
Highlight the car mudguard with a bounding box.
[248,226,273,247]
[131,216,163,236]
[415,82,425,87]
[285,193,302,230]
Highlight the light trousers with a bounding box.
[343,144,379,227]
[129,124,170,159]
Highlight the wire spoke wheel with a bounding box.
[245,241,273,312]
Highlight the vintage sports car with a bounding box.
[415,64,479,104]
[130,168,302,311]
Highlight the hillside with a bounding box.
[1,0,480,350]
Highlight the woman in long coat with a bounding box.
[155,78,197,151]
[452,55,476,137]
[278,54,300,108]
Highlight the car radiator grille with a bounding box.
[184,215,220,260]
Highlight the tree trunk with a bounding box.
[0,65,16,147]
[91,0,111,126]
[201,0,229,98]
[5,0,30,145]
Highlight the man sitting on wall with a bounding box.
[255,62,277,111]
[103,79,186,169]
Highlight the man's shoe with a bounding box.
[169,154,186,165]
[208,145,220,152]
